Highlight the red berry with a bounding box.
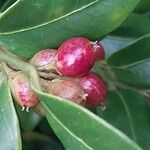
[42,79,87,104]
[30,49,56,67]
[56,37,95,77]
[77,72,107,108]
[9,71,39,109]
[91,42,105,61]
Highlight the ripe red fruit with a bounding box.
[91,42,105,61]
[30,49,56,67]
[77,72,107,108]
[42,79,87,104]
[56,37,95,77]
[9,71,39,111]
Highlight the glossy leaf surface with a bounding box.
[33,88,142,150]
[0,0,140,58]
[107,35,150,89]
[101,36,134,58]
[112,14,150,38]
[97,89,150,150]
[0,70,22,150]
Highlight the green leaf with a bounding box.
[0,0,140,58]
[0,70,22,150]
[15,103,41,131]
[97,89,150,150]
[33,88,141,150]
[107,35,150,89]
[112,14,150,38]
[101,36,134,58]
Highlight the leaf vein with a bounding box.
[43,102,93,150]
[0,0,100,35]
[116,90,137,142]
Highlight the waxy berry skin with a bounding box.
[42,79,86,104]
[30,49,56,67]
[9,72,39,108]
[78,72,107,108]
[56,37,95,77]
[92,42,105,61]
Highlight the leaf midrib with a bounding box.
[0,0,100,35]
[43,102,93,150]
[35,88,141,150]
[116,90,137,142]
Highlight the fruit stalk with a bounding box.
[0,46,41,91]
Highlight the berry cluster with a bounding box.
[8,37,107,111]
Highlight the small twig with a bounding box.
[0,46,41,91]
